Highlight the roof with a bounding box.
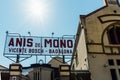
[48,56,68,68]
[0,65,8,70]
[82,0,120,18]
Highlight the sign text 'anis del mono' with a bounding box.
[6,37,74,55]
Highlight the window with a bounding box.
[110,69,118,80]
[116,60,120,65]
[118,69,120,75]
[108,59,120,80]
[38,72,40,80]
[108,59,114,65]
[34,72,36,80]
[107,26,120,44]
[108,0,117,4]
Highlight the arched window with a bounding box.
[107,25,120,44]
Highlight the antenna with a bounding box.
[28,31,31,36]
[52,32,54,37]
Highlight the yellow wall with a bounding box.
[71,0,120,80]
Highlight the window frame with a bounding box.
[107,25,120,44]
[108,59,114,66]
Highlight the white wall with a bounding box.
[74,29,88,70]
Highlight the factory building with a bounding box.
[71,0,120,80]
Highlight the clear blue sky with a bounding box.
[0,0,106,67]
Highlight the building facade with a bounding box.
[0,64,30,80]
[0,65,9,80]
[71,0,120,80]
[24,57,70,80]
